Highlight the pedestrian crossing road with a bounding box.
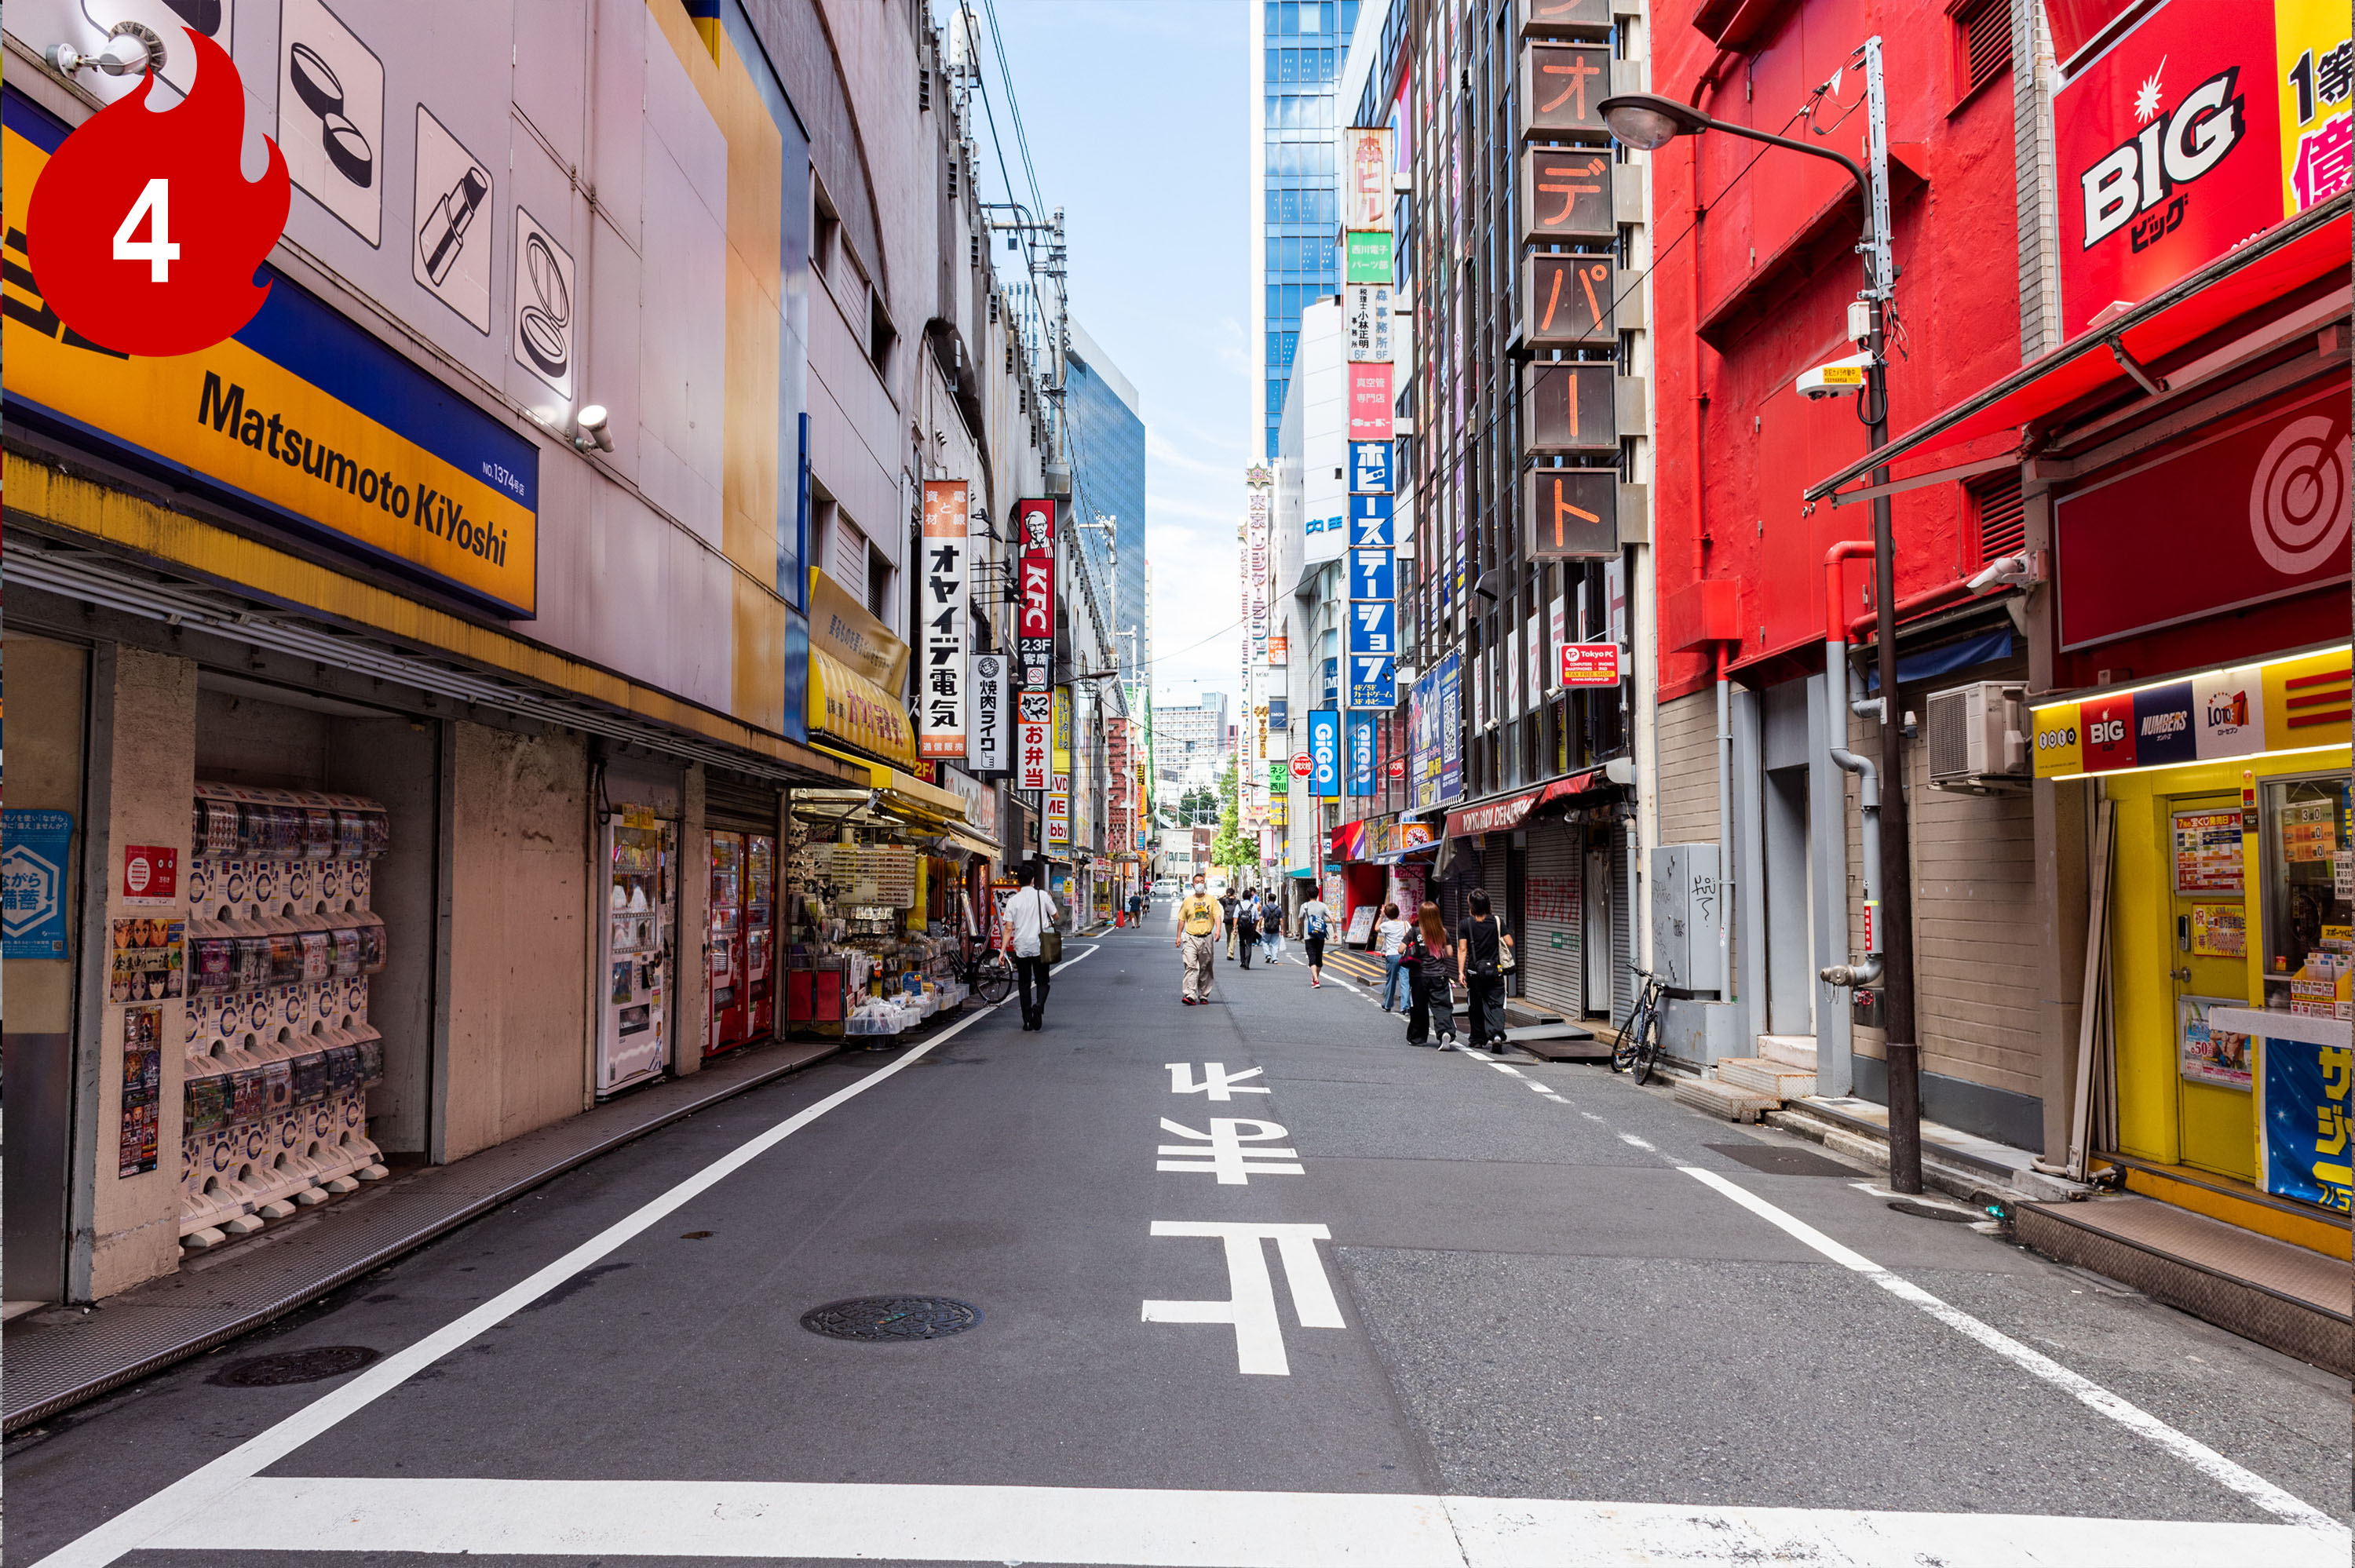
[11,922,2350,1566]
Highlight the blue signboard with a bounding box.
[1348,494,1393,548]
[1349,655,1396,709]
[1308,709,1341,797]
[2265,1032,2353,1214]
[1268,695,1288,729]
[1347,600,1396,655]
[1349,547,1394,603]
[1346,712,1377,797]
[1436,652,1463,805]
[1349,441,1393,494]
[2,809,74,958]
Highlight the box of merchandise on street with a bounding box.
[845,997,918,1037]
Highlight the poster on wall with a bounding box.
[4,808,75,957]
[2262,1031,2353,1211]
[2192,903,2247,958]
[119,1003,163,1176]
[919,480,969,757]
[108,918,184,1002]
[2172,809,2246,893]
[2178,996,2255,1090]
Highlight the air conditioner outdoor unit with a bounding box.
[1926,680,2028,785]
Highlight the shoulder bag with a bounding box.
[1035,892,1063,966]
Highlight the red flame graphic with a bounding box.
[27,29,290,357]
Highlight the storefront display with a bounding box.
[597,807,675,1096]
[783,825,978,1039]
[706,831,778,1056]
[181,784,390,1246]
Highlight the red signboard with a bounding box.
[1559,643,1622,686]
[1347,363,1394,440]
[2054,376,2350,649]
[2078,690,2139,773]
[1016,498,1055,692]
[121,844,177,907]
[2053,0,2339,340]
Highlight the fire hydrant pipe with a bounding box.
[1820,543,1883,990]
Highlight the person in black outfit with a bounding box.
[1235,889,1260,968]
[1403,901,1455,1046]
[1456,888,1514,1054]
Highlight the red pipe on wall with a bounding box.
[1824,541,1875,646]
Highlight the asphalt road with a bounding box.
[9,913,2351,1566]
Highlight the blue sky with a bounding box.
[977,0,1251,716]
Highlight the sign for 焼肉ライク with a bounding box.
[2,94,539,619]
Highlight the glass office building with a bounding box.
[1253,0,1360,461]
[1065,318,1148,691]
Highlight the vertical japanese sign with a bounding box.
[1017,498,1056,693]
[970,652,1009,774]
[1308,709,1341,797]
[1342,127,1394,232]
[1527,469,1619,558]
[2263,1032,2353,1212]
[1247,487,1272,659]
[1348,363,1394,440]
[1516,43,1612,143]
[1346,712,1377,797]
[1018,691,1052,791]
[920,480,969,758]
[1343,283,1394,363]
[1524,254,1616,347]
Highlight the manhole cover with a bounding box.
[210,1345,379,1387]
[1705,1142,1855,1177]
[800,1296,981,1342]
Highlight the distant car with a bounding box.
[1152,878,1177,897]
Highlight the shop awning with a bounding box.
[807,651,918,771]
[806,744,967,825]
[942,822,1002,860]
[1441,769,1611,839]
[1804,196,2353,504]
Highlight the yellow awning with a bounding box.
[806,650,917,770]
[806,742,967,823]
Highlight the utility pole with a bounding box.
[1857,38,1922,1195]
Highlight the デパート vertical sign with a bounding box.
[1524,253,1615,346]
[1017,498,1055,692]
[1518,147,1613,243]
[920,480,969,758]
[1517,42,1612,143]
[1526,469,1618,558]
[1523,363,1618,453]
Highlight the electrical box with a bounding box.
[1648,843,1724,994]
[1926,680,2028,784]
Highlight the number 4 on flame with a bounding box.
[114,177,179,283]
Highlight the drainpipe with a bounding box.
[1818,542,1882,990]
[1714,642,1733,1004]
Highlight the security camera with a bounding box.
[572,403,615,453]
[1966,552,2041,596]
[1796,352,1875,401]
[48,24,162,78]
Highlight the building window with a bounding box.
[1953,0,2013,103]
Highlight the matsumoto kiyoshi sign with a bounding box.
[2,92,539,618]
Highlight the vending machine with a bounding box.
[707,833,746,1052]
[597,808,674,1097]
[745,835,776,1041]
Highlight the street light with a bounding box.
[1598,68,1926,1197]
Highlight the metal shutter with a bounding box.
[1484,843,1515,999]
[1611,828,1634,1027]
[706,775,783,835]
[1518,822,1582,1018]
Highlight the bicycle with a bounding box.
[956,946,1015,1006]
[1613,965,1672,1085]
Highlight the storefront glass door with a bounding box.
[2169,793,2254,1180]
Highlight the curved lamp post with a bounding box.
[1596,89,1923,1195]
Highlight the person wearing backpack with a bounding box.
[1403,901,1455,1045]
[1234,887,1261,970]
[1298,891,1333,988]
[997,863,1061,1031]
[1456,887,1515,1054]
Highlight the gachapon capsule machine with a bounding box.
[597,806,674,1097]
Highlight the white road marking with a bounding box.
[1166,1063,1270,1100]
[1681,1165,2346,1534]
[1490,1063,1524,1076]
[1617,1133,1657,1151]
[1141,1221,1343,1376]
[28,972,1063,1568]
[1156,1118,1305,1184]
[141,1477,2350,1565]
[1580,1111,1608,1123]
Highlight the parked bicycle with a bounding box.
[956,946,1015,1005]
[1614,964,1672,1086]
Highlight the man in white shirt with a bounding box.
[997,863,1059,1030]
[1298,892,1333,989]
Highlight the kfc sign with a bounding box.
[1016,498,1055,692]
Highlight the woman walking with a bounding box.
[1403,902,1455,1046]
[1456,888,1514,1054]
[1375,902,1410,1012]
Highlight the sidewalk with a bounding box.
[4,1034,842,1432]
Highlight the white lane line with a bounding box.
[1617,1132,1657,1151]
[1580,1110,1608,1123]
[31,977,1057,1568]
[144,1477,2348,1566]
[1491,1063,1524,1076]
[1681,1165,2346,1534]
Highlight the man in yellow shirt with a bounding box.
[1174,873,1223,1005]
